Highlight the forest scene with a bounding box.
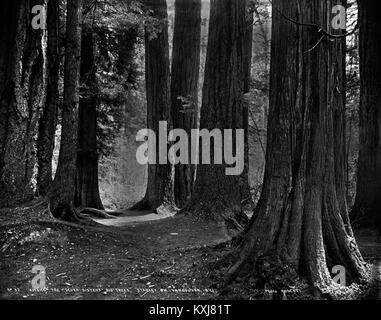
[0,0,380,302]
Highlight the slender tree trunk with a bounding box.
[351,0,381,229]
[131,0,176,214]
[37,0,60,196]
[170,0,201,208]
[0,0,46,207]
[228,0,368,290]
[116,27,139,87]
[240,4,254,206]
[184,0,248,232]
[49,0,83,221]
[74,26,104,210]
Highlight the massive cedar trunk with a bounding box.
[49,0,83,220]
[74,26,104,210]
[351,0,381,229]
[240,4,254,206]
[131,0,176,214]
[37,0,60,196]
[228,0,368,289]
[170,0,201,208]
[184,0,248,232]
[0,0,46,207]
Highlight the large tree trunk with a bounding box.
[131,0,176,214]
[74,26,104,210]
[228,0,368,290]
[170,0,201,208]
[183,0,248,232]
[240,4,254,206]
[0,0,46,207]
[351,0,381,229]
[37,0,60,196]
[49,0,84,221]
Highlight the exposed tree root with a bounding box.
[106,210,125,217]
[50,203,99,226]
[363,260,381,299]
[79,207,118,219]
[224,184,371,287]
[180,199,248,238]
[130,196,178,216]
[156,203,178,216]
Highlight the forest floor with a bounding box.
[0,199,379,300]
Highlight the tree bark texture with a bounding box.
[131,0,176,214]
[74,26,104,210]
[351,0,381,229]
[240,4,254,206]
[228,0,368,289]
[49,0,83,220]
[170,0,201,208]
[37,0,60,196]
[0,0,46,207]
[184,0,249,232]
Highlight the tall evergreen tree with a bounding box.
[351,0,381,229]
[74,25,104,210]
[131,0,176,214]
[0,0,46,207]
[184,0,248,232]
[228,0,368,288]
[240,2,254,206]
[170,0,201,208]
[50,0,84,220]
[37,0,60,196]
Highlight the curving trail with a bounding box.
[93,210,176,227]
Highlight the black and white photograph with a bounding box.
[0,0,380,307]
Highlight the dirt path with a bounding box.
[0,202,379,300]
[93,210,176,227]
[0,205,231,300]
